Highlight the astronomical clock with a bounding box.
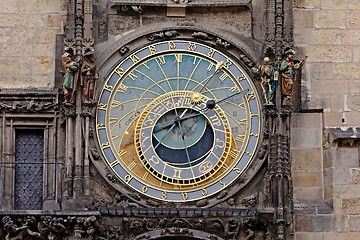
[93,33,264,206]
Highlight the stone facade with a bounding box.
[292,1,360,239]
[0,0,66,89]
[0,0,359,239]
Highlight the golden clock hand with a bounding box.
[182,89,250,138]
[207,89,250,109]
[199,61,225,93]
[154,111,203,132]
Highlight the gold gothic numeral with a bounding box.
[98,103,107,110]
[219,179,226,187]
[250,112,259,118]
[188,42,197,51]
[110,160,119,167]
[207,48,215,58]
[115,67,125,76]
[130,54,141,64]
[246,92,255,101]
[182,192,188,200]
[149,45,157,55]
[233,167,242,174]
[101,142,110,149]
[162,191,167,200]
[124,175,132,183]
[104,85,114,92]
[201,189,208,196]
[224,58,233,68]
[237,75,246,81]
[97,124,105,130]
[168,41,176,50]
[142,186,148,193]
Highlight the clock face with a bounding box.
[96,40,262,202]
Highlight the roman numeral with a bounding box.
[175,54,182,63]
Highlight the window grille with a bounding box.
[14,129,44,210]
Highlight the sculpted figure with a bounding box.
[61,49,78,104]
[2,216,41,240]
[81,49,98,104]
[280,49,307,105]
[258,57,276,104]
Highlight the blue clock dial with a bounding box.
[95,40,262,202]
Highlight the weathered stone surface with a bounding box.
[291,128,322,147]
[350,168,360,184]
[294,187,323,202]
[293,9,314,29]
[333,185,360,198]
[293,170,323,188]
[323,112,343,127]
[314,10,346,29]
[292,147,322,171]
[305,46,352,63]
[320,0,348,10]
[314,80,349,94]
[342,199,360,215]
[295,214,336,232]
[294,0,320,9]
[0,0,64,89]
[348,216,360,232]
[0,0,17,14]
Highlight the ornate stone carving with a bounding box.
[192,31,213,40]
[119,45,130,55]
[0,100,54,112]
[121,5,144,13]
[241,194,258,208]
[147,30,180,41]
[215,37,230,49]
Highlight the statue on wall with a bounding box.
[60,48,78,104]
[280,49,307,106]
[258,57,277,105]
[81,49,99,104]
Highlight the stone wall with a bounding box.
[0,0,66,89]
[293,1,360,239]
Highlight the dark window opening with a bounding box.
[14,129,44,210]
